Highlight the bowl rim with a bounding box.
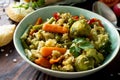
[13,5,120,77]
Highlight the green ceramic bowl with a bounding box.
[13,6,120,78]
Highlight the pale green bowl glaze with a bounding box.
[13,6,120,78]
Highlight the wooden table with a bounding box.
[0,0,120,80]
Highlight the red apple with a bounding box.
[113,3,120,17]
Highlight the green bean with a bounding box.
[21,25,33,49]
[46,17,55,24]
[21,25,33,39]
[32,24,43,30]
[21,39,29,49]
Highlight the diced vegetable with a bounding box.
[87,18,103,27]
[34,57,51,68]
[53,12,60,20]
[34,17,42,25]
[72,15,79,20]
[49,56,63,64]
[29,25,42,35]
[25,49,36,61]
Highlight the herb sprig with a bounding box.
[70,38,94,57]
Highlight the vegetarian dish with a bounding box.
[21,12,111,72]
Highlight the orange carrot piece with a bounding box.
[42,23,68,34]
[40,47,67,57]
[34,57,51,68]
[49,56,63,64]
[49,58,60,64]
[35,17,42,25]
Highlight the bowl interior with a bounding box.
[13,6,120,78]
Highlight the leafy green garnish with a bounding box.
[70,46,81,57]
[70,38,94,57]
[13,0,45,9]
[13,3,29,9]
[37,0,45,6]
[30,0,45,9]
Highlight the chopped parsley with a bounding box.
[70,38,94,57]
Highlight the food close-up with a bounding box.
[21,12,111,72]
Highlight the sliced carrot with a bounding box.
[42,23,68,34]
[49,56,63,64]
[34,17,42,25]
[49,58,60,64]
[34,57,51,68]
[40,47,67,57]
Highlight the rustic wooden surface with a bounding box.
[0,0,120,80]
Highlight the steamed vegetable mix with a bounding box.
[21,12,111,72]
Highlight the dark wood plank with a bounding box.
[0,41,44,80]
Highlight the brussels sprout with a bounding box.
[70,19,91,38]
[85,49,104,66]
[75,54,94,71]
[74,48,104,71]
